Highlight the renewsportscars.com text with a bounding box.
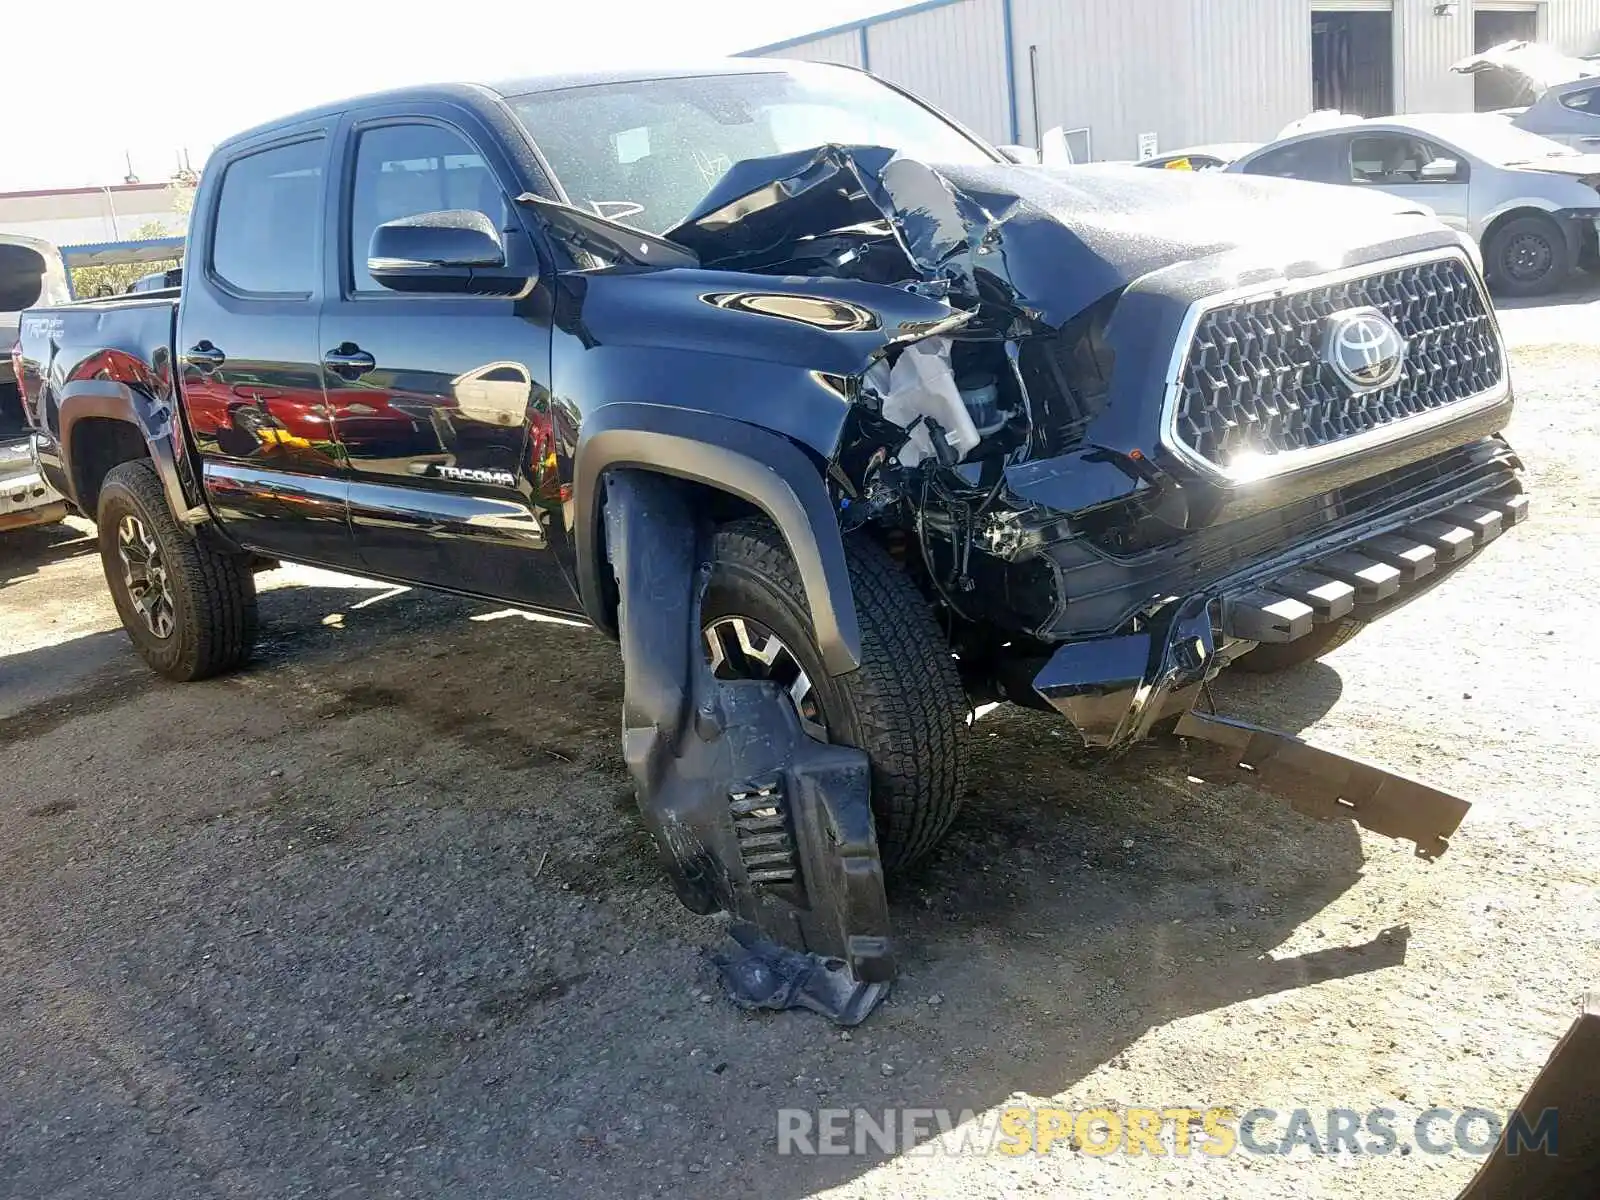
[776,1105,1560,1159]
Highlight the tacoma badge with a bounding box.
[434,465,517,486]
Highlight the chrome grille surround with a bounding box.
[1162,249,1508,481]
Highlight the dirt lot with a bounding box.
[2,310,1597,1199]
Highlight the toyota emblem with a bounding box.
[1322,307,1407,392]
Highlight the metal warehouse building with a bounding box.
[744,0,1600,162]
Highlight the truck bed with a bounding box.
[14,295,181,508]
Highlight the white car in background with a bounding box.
[1,233,71,533]
[1452,41,1600,151]
[1136,143,1261,171]
[1228,114,1600,296]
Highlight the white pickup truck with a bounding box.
[2,233,70,533]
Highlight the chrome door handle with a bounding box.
[323,344,376,380]
[184,341,226,371]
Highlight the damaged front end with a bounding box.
[602,143,1519,1020]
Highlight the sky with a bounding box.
[2,0,903,193]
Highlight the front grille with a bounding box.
[1172,255,1504,471]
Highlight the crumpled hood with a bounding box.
[917,162,1445,320]
[665,145,1448,328]
[1451,40,1597,96]
[1514,153,1600,179]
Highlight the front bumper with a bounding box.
[1552,207,1600,264]
[1032,479,1529,751]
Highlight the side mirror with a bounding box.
[1420,157,1462,181]
[368,209,516,293]
[996,144,1041,165]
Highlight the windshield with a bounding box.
[1430,119,1578,165]
[509,67,997,235]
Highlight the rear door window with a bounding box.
[1560,85,1600,114]
[1348,134,1464,184]
[210,139,324,297]
[1240,138,1336,182]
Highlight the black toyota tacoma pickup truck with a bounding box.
[16,62,1526,1016]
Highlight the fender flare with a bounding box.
[572,403,862,676]
[55,380,208,523]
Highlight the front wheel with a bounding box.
[97,459,258,681]
[1487,215,1572,298]
[702,520,968,872]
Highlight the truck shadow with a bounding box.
[806,693,1391,1175]
[1493,272,1600,313]
[0,518,96,587]
[0,575,1398,1195]
[241,578,1388,1192]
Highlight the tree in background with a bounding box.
[68,174,196,298]
[168,174,197,219]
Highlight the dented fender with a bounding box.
[549,266,968,460]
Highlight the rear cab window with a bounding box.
[210,139,325,296]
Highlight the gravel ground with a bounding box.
[1,302,1597,1199]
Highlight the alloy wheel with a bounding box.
[117,514,176,639]
[703,615,828,742]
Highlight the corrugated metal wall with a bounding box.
[1010,0,1314,159]
[1011,0,1192,158]
[753,0,1600,161]
[1399,1,1600,113]
[1399,0,1484,112]
[867,0,1013,144]
[1540,0,1600,53]
[767,29,865,67]
[1181,0,1315,148]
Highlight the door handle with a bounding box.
[323,343,376,380]
[184,341,226,371]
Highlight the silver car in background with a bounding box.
[1136,142,1261,171]
[1452,41,1600,152]
[1227,114,1600,296]
[2,233,71,533]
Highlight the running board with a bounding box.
[1172,711,1471,860]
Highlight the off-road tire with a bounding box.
[97,459,257,681]
[1231,617,1367,674]
[1486,214,1571,298]
[704,520,968,872]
